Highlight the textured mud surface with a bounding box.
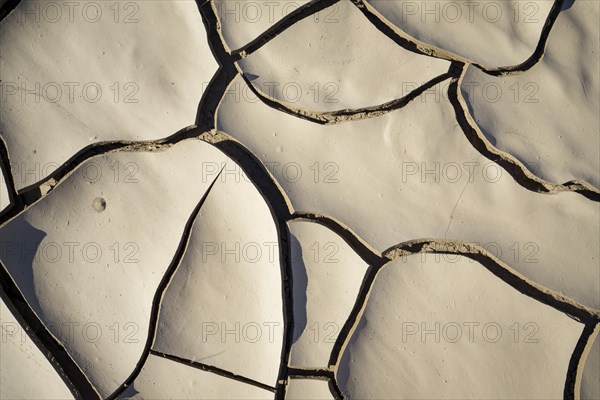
[0,0,598,399]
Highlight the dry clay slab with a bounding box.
[337,254,589,399]
[0,0,217,191]
[288,219,369,368]
[237,0,450,116]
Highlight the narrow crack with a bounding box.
[352,0,456,63]
[285,368,344,400]
[231,0,341,58]
[150,349,277,393]
[289,212,385,267]
[0,261,100,400]
[327,262,381,370]
[106,166,225,400]
[474,0,566,76]
[443,178,471,238]
[0,135,22,220]
[1,0,596,397]
[384,240,600,323]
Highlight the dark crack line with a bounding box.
[193,4,299,393]
[285,369,344,400]
[0,125,208,228]
[196,67,237,132]
[327,262,380,369]
[209,135,293,226]
[384,240,600,323]
[150,349,277,393]
[289,212,385,267]
[288,367,333,379]
[194,1,239,133]
[206,139,293,400]
[0,0,20,22]
[356,0,566,76]
[352,0,454,62]
[450,71,599,201]
[564,322,598,400]
[231,0,341,58]
[238,69,456,124]
[474,0,565,76]
[0,136,22,221]
[329,378,344,400]
[0,261,100,400]
[106,166,225,400]
[197,0,236,65]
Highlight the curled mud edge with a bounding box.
[451,68,600,200]
[355,0,566,76]
[237,65,458,125]
[289,213,385,267]
[223,0,342,59]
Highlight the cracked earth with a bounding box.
[0,0,598,399]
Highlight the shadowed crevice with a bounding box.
[286,369,344,400]
[196,67,237,132]
[0,0,20,21]
[231,0,341,58]
[564,323,599,400]
[0,136,21,220]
